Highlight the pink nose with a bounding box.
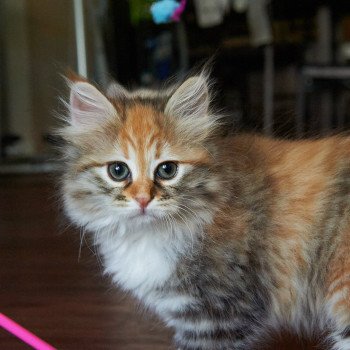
[135,196,151,210]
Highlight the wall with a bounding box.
[1,0,76,157]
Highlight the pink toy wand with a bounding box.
[0,313,56,350]
[171,0,187,22]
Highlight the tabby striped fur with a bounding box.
[60,73,350,350]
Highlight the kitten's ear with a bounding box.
[106,81,129,100]
[69,81,118,129]
[165,75,214,139]
[165,75,209,120]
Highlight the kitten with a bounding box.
[59,73,350,350]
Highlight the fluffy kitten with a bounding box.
[60,73,350,350]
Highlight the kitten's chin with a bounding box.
[124,209,163,224]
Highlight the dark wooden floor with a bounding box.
[0,174,326,349]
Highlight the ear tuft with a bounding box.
[69,81,117,129]
[165,74,217,140]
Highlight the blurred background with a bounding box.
[1,1,350,349]
[0,0,350,172]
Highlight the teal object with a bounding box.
[150,0,179,24]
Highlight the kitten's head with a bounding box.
[60,73,223,234]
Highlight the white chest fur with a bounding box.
[97,223,188,299]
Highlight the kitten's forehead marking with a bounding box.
[119,104,167,179]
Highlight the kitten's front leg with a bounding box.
[172,317,261,350]
[330,326,350,350]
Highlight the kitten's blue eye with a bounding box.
[107,162,130,181]
[156,162,178,180]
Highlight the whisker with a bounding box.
[165,204,197,250]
